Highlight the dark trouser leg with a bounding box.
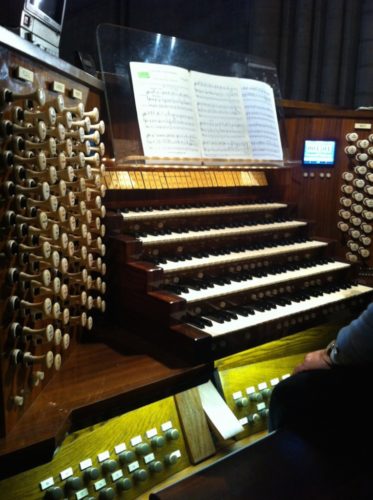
[268,367,371,450]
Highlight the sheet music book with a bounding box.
[130,61,283,162]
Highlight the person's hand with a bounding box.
[293,348,332,374]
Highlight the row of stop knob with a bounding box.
[338,130,373,261]
[0,84,107,407]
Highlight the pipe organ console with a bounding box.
[1,24,373,500]
[105,160,373,362]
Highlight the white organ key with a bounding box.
[194,285,373,337]
[159,240,328,273]
[178,261,350,303]
[139,220,307,246]
[122,202,287,221]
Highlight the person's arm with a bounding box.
[332,301,373,364]
[294,302,373,373]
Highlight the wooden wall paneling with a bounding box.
[283,103,373,271]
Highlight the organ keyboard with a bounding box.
[174,258,350,302]
[121,202,288,220]
[185,283,372,337]
[108,181,373,361]
[153,239,328,272]
[136,219,307,246]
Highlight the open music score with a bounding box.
[130,62,283,163]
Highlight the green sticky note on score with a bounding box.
[138,71,150,78]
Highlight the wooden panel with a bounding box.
[283,102,373,273]
[284,116,345,239]
[175,388,216,464]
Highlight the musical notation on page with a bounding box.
[130,62,201,160]
[240,79,283,161]
[129,61,283,163]
[191,71,252,159]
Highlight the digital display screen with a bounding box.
[29,0,65,25]
[303,140,337,166]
